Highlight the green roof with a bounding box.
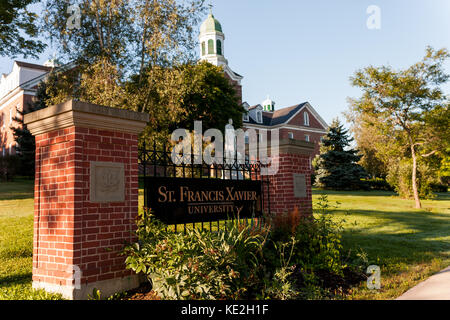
[200,13,222,33]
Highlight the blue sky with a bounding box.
[1,0,450,125]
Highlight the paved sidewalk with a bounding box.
[396,266,450,300]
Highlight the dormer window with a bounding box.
[243,104,249,122]
[304,112,310,126]
[256,111,262,124]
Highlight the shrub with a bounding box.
[363,178,394,191]
[386,158,437,199]
[123,210,267,300]
[430,183,448,193]
[260,195,365,299]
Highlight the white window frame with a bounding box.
[305,134,310,142]
[288,132,294,140]
[304,111,310,126]
[256,111,263,124]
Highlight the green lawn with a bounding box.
[0,178,62,299]
[312,189,450,299]
[0,180,448,300]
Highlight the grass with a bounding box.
[0,179,448,300]
[312,189,450,299]
[0,178,62,300]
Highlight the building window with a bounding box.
[256,111,262,124]
[208,39,214,54]
[304,112,310,126]
[288,132,294,139]
[201,42,206,56]
[216,40,222,55]
[305,134,310,142]
[245,132,249,144]
[243,112,249,122]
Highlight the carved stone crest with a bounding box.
[90,162,125,203]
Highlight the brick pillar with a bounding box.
[265,139,315,217]
[24,100,149,300]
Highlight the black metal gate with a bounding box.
[138,141,270,232]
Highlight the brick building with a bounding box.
[199,12,328,159]
[0,61,53,156]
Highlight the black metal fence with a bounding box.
[138,141,270,232]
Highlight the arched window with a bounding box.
[304,111,310,126]
[216,40,222,55]
[208,39,214,54]
[201,42,206,56]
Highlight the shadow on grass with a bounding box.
[0,178,34,201]
[336,208,450,265]
[313,189,398,197]
[0,273,32,286]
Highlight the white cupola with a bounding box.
[199,10,228,67]
[261,95,275,112]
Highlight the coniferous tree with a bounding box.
[314,118,368,190]
[12,79,51,177]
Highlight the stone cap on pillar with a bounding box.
[278,139,315,156]
[24,100,150,136]
[252,139,315,157]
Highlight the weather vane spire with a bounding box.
[208,2,213,15]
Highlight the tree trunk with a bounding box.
[410,143,422,209]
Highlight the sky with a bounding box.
[1,0,450,125]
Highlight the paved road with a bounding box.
[396,266,450,300]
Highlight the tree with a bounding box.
[349,47,449,208]
[42,0,206,75]
[0,0,45,58]
[41,1,244,144]
[345,110,388,179]
[314,118,368,190]
[124,61,245,144]
[12,75,52,176]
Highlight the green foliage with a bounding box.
[260,238,298,300]
[386,158,436,199]
[363,177,394,191]
[259,196,362,300]
[88,288,102,300]
[0,0,46,58]
[314,118,368,190]
[349,47,450,207]
[11,80,51,177]
[123,211,266,300]
[126,61,245,144]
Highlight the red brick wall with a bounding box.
[0,93,37,156]
[33,126,139,287]
[264,152,312,216]
[288,108,325,130]
[224,72,242,105]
